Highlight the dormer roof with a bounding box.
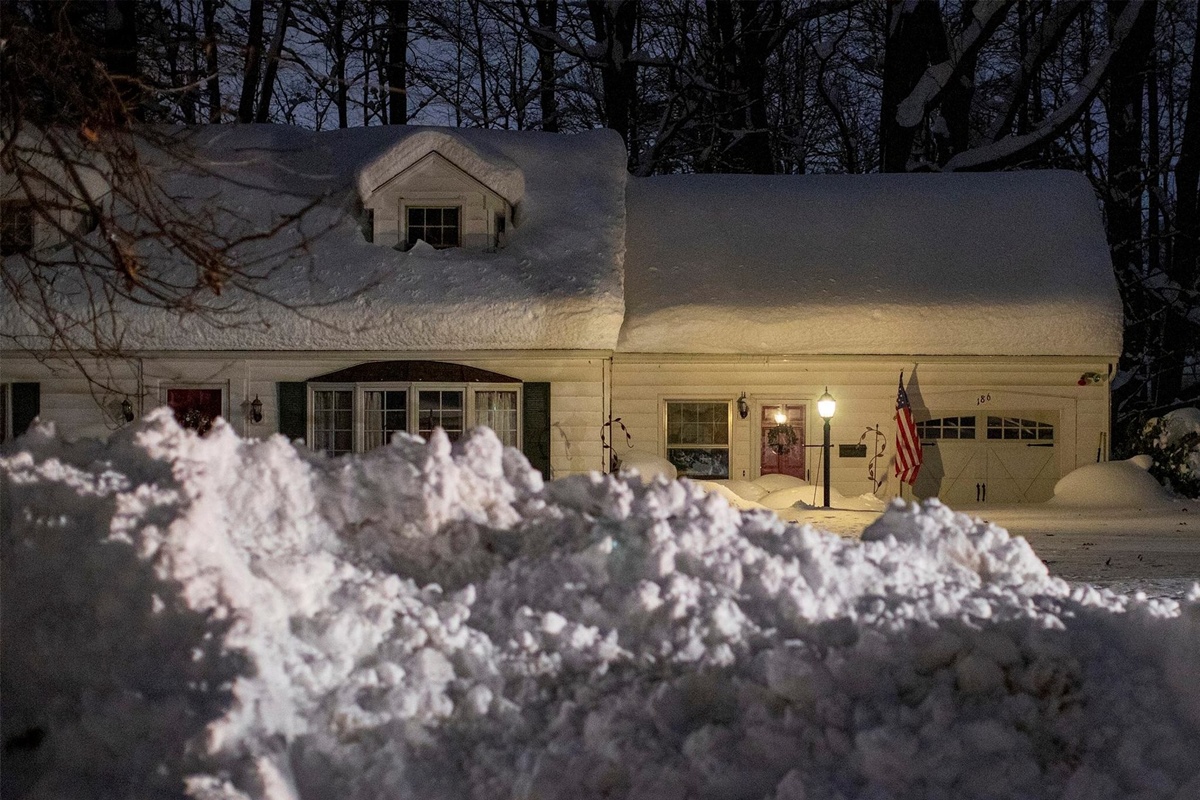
[355,129,525,205]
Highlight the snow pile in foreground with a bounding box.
[3,411,1200,800]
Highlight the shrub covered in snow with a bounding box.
[3,410,1200,800]
[1117,407,1200,499]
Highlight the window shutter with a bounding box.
[11,382,40,436]
[277,382,307,443]
[521,382,551,478]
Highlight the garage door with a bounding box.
[911,412,1058,505]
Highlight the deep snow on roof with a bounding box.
[1,124,628,352]
[618,171,1122,356]
[4,126,1122,357]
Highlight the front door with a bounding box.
[760,404,806,480]
[166,387,223,436]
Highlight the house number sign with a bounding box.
[976,393,992,406]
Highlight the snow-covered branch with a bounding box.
[944,0,1153,172]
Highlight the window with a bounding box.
[308,381,521,456]
[916,416,977,441]
[0,383,8,444]
[364,389,406,449]
[407,206,460,248]
[164,387,224,436]
[665,401,730,479]
[475,389,518,446]
[418,389,464,441]
[987,416,1054,441]
[493,212,507,249]
[362,208,375,243]
[1,202,34,256]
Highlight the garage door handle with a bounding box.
[976,483,981,502]
[1026,443,1053,447]
[982,483,986,502]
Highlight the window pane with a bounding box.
[418,390,465,442]
[408,207,425,225]
[475,390,518,446]
[313,389,354,456]
[444,208,459,227]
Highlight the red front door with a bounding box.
[166,388,223,436]
[760,404,806,480]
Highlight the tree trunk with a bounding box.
[202,0,221,122]
[1105,0,1156,411]
[1158,15,1200,405]
[238,0,264,122]
[387,0,409,124]
[534,0,559,131]
[587,0,639,156]
[254,0,292,124]
[879,0,945,172]
[103,0,141,121]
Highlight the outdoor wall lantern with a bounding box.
[737,392,749,419]
[121,398,135,423]
[817,387,836,508]
[250,395,263,424]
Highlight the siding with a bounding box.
[3,352,607,478]
[611,355,1114,500]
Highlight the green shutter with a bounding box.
[11,382,40,437]
[522,382,551,478]
[277,382,307,444]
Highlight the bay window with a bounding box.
[309,382,520,455]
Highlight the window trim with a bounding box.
[307,380,523,455]
[403,204,462,249]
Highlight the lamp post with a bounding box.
[817,388,836,508]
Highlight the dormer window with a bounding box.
[406,206,460,249]
[356,132,523,254]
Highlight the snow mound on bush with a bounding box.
[4,410,1200,800]
[616,449,677,483]
[1051,458,1180,508]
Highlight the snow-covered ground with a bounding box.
[4,413,1200,800]
[780,504,1199,600]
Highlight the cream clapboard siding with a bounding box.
[1,352,608,478]
[610,354,1114,500]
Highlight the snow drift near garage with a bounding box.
[619,171,1122,356]
[3,412,1200,800]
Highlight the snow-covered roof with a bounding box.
[618,171,1122,356]
[0,124,628,352]
[2,125,1121,359]
[355,129,525,204]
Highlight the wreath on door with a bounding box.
[767,423,798,455]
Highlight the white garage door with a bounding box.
[911,412,1058,505]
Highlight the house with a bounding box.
[0,125,1122,505]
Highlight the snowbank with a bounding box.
[4,411,1200,800]
[1051,457,1180,508]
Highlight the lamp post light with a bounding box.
[817,387,836,508]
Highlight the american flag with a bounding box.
[894,372,923,485]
